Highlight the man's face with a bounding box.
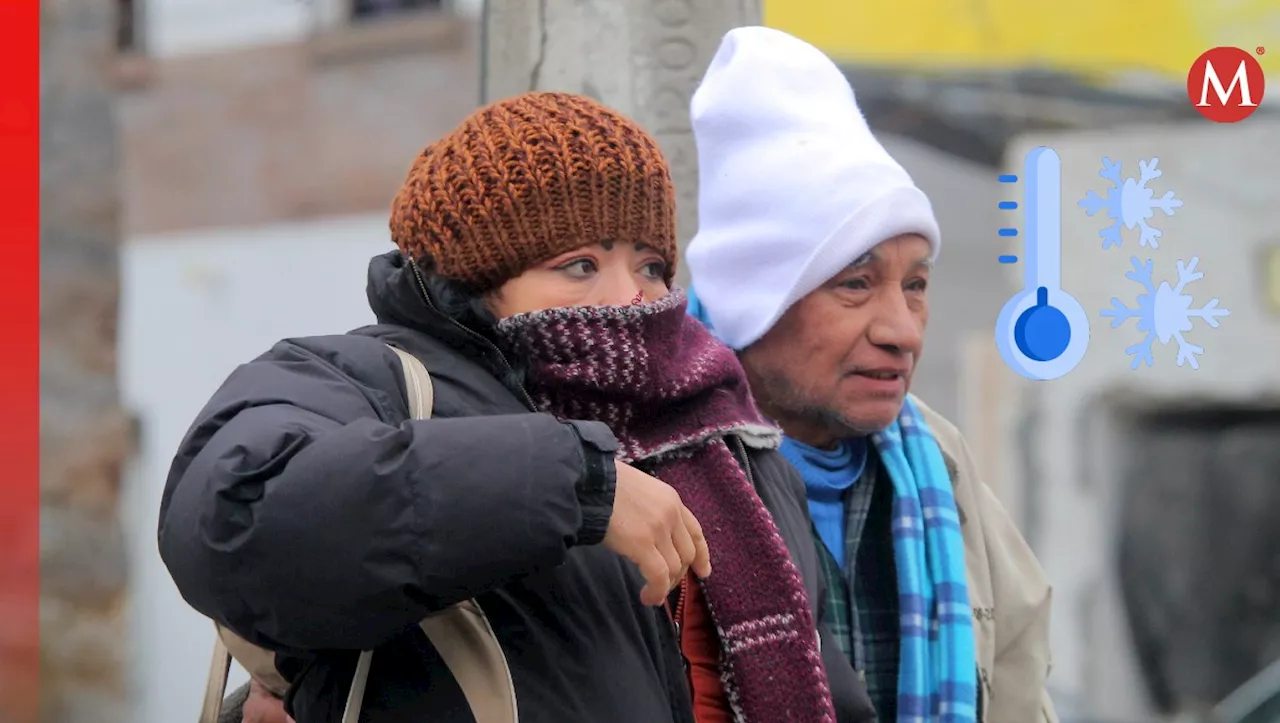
[740,233,932,447]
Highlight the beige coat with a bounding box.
[915,396,1059,723]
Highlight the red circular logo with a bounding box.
[1187,46,1266,123]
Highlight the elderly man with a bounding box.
[685,27,1058,723]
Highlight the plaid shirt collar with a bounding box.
[814,450,901,721]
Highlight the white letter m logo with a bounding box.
[1198,59,1258,107]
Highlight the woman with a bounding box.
[160,91,873,723]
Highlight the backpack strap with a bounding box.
[342,346,517,723]
[385,345,434,421]
[198,344,515,723]
[198,635,232,723]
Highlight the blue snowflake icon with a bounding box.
[1078,157,1183,250]
[1101,256,1230,370]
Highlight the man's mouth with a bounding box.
[857,370,901,380]
[854,367,908,378]
[849,367,911,385]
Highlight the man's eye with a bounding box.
[907,279,929,292]
[838,277,870,290]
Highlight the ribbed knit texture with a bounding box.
[495,289,836,723]
[389,91,678,290]
[686,27,940,350]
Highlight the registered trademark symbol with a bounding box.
[1258,46,1267,55]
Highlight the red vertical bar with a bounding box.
[0,2,43,722]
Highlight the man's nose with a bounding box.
[866,291,924,353]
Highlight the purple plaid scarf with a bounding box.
[495,289,836,723]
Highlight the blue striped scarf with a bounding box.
[871,397,977,722]
[687,286,977,721]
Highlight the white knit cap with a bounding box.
[685,26,941,350]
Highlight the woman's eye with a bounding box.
[640,261,667,279]
[559,259,597,277]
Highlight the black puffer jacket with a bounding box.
[159,251,874,723]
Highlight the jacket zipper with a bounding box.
[671,575,690,638]
[670,575,692,689]
[407,261,536,719]
[407,260,538,410]
[977,666,990,721]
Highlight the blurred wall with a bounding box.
[141,0,313,58]
[114,2,481,717]
[41,0,133,721]
[140,0,484,58]
[118,10,479,238]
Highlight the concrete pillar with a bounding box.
[481,0,762,282]
[39,0,133,720]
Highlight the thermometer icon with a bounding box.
[994,147,1090,381]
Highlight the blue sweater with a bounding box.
[778,436,868,569]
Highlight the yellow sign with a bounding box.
[764,0,1280,82]
[1266,244,1280,315]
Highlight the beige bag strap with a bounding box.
[196,345,515,723]
[415,601,519,723]
[223,626,290,694]
[340,346,517,723]
[198,635,232,723]
[386,345,434,421]
[198,621,293,721]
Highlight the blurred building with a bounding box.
[103,1,1280,721]
[113,1,480,720]
[41,1,132,721]
[116,0,481,238]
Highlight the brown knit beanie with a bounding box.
[389,91,678,290]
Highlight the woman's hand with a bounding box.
[242,680,294,723]
[604,461,712,605]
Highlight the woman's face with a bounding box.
[486,241,670,318]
